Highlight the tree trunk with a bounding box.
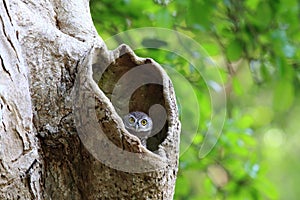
[0,0,180,199]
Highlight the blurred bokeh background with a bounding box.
[90,0,300,199]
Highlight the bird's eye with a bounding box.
[129,117,135,124]
[141,119,147,126]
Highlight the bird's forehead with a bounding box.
[130,112,144,118]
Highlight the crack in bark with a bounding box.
[0,160,12,187]
[15,128,26,156]
[0,10,20,63]
[2,0,13,25]
[25,159,38,175]
[0,97,8,133]
[0,56,12,80]
[16,62,21,74]
[58,112,72,127]
[26,174,35,199]
[54,14,61,30]
[0,15,5,36]
[24,159,39,199]
[1,122,6,132]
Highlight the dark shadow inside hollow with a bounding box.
[95,52,168,152]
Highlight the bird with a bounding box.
[123,111,153,147]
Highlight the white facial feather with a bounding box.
[123,111,153,145]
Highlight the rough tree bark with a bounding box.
[0,0,180,199]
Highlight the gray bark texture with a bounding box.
[0,0,181,199]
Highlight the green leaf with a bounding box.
[249,106,274,127]
[232,77,244,96]
[186,1,213,30]
[174,175,190,197]
[254,2,272,30]
[226,40,243,61]
[237,115,254,129]
[273,80,294,112]
[245,0,260,11]
[201,42,220,56]
[155,8,173,28]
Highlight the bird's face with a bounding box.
[123,111,153,133]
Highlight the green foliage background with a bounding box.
[90,0,300,199]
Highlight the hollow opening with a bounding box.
[94,52,168,151]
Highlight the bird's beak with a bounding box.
[135,124,139,131]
